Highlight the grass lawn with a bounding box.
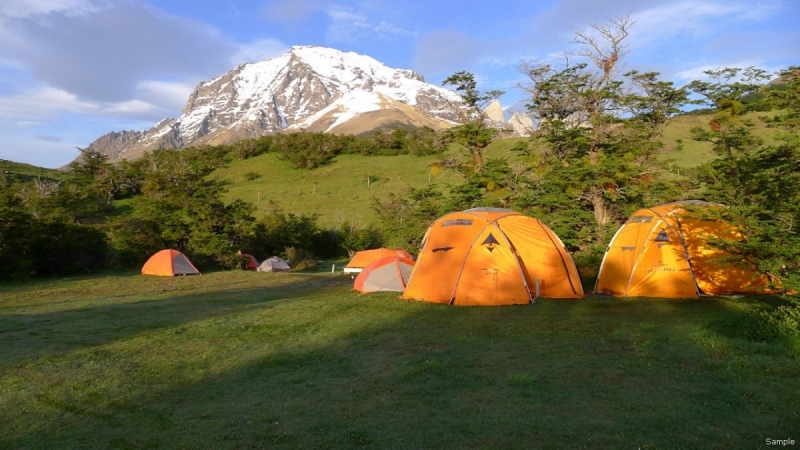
[1,271,798,449]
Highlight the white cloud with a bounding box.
[630,0,780,46]
[0,85,176,122]
[104,99,160,116]
[0,0,94,18]
[35,134,62,142]
[325,5,415,43]
[0,87,98,120]
[135,80,195,112]
[230,38,288,65]
[0,1,236,103]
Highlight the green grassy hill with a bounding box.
[0,159,68,183]
[658,110,780,168]
[216,138,528,227]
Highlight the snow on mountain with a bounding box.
[84,46,465,163]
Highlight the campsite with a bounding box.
[1,5,799,448]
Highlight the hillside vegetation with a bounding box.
[215,138,528,226]
[1,159,68,183]
[213,112,753,226]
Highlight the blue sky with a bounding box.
[0,0,797,168]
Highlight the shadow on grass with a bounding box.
[0,269,142,290]
[0,275,350,366]
[3,292,799,449]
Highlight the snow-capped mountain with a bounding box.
[84,46,465,162]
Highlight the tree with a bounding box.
[691,67,800,297]
[441,71,504,170]
[515,13,688,251]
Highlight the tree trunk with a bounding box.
[590,189,612,225]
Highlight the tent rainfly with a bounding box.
[258,256,291,272]
[239,251,259,270]
[353,256,415,293]
[401,208,583,306]
[142,249,200,276]
[345,248,414,273]
[594,201,773,298]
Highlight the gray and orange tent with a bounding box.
[354,256,415,293]
[142,249,200,276]
[345,248,414,273]
[400,208,583,306]
[594,201,772,298]
[258,256,291,272]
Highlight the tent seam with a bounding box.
[535,219,579,295]
[494,221,534,303]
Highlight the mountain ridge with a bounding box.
[83,46,465,163]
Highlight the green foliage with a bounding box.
[231,128,448,167]
[274,131,353,169]
[243,171,261,181]
[337,222,382,255]
[441,71,504,170]
[692,67,800,297]
[371,186,447,252]
[515,28,689,253]
[246,204,342,260]
[0,210,110,278]
[283,246,317,270]
[760,305,800,338]
[686,67,772,111]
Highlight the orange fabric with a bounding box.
[141,249,200,276]
[346,248,413,268]
[595,202,772,298]
[401,208,584,306]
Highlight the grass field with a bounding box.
[216,138,528,227]
[2,271,798,449]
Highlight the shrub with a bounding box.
[284,246,317,271]
[760,304,800,338]
[244,171,261,181]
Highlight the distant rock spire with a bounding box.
[509,112,533,137]
[484,99,505,123]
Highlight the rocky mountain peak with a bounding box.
[83,46,464,163]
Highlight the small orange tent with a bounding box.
[400,208,583,306]
[142,249,200,276]
[594,201,772,298]
[345,248,414,273]
[354,256,415,293]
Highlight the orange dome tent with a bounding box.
[142,249,200,276]
[345,248,414,273]
[594,201,772,298]
[400,208,583,306]
[354,256,415,293]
